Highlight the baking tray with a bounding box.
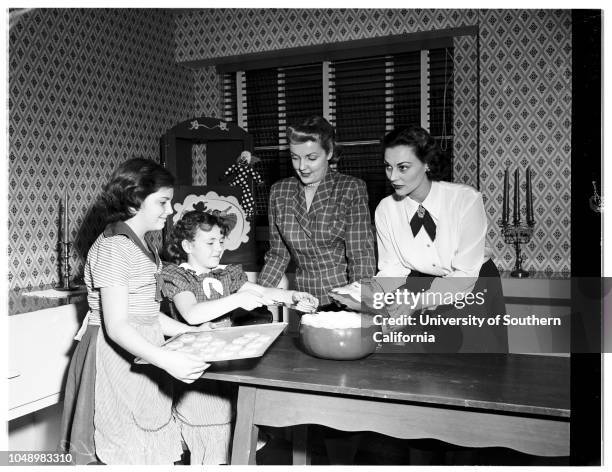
[134,322,287,364]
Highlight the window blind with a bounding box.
[393,51,421,128]
[244,68,278,148]
[222,72,238,123]
[329,56,390,216]
[280,63,323,144]
[221,45,454,224]
[330,56,388,142]
[279,63,324,184]
[428,47,454,180]
[242,68,279,223]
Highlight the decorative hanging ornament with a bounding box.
[589,180,602,213]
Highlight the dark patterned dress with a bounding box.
[159,263,248,464]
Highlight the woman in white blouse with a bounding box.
[375,126,508,353]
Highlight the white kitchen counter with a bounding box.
[8,288,87,420]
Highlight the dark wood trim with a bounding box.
[179,26,478,72]
[569,9,602,466]
[475,21,481,191]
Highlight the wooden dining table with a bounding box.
[204,335,570,465]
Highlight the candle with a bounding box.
[526,166,534,225]
[502,168,509,225]
[513,168,520,225]
[63,190,69,243]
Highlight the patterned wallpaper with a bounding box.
[453,34,479,189]
[194,65,221,118]
[8,9,196,289]
[174,9,478,61]
[479,10,571,274]
[7,8,572,290]
[190,65,221,185]
[176,8,571,274]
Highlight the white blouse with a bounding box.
[375,180,487,305]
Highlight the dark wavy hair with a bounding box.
[163,210,231,264]
[382,126,450,181]
[101,157,175,223]
[287,115,340,164]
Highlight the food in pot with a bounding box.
[299,311,380,360]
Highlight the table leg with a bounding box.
[231,386,259,465]
[292,424,311,465]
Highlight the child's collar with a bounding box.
[179,262,227,275]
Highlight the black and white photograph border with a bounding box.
[0,1,608,468]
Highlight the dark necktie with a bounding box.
[410,204,436,241]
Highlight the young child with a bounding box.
[160,209,318,464]
[59,158,210,465]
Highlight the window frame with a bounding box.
[217,27,475,228]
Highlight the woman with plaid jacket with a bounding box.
[258,115,376,308]
[258,115,376,463]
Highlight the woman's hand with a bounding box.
[158,349,210,384]
[329,282,364,312]
[382,302,418,334]
[331,281,362,300]
[291,291,319,313]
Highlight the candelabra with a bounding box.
[501,165,535,278]
[500,221,534,278]
[56,240,74,291]
[57,189,74,290]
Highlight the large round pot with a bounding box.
[299,311,380,360]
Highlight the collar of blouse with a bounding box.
[405,180,441,221]
[103,220,159,266]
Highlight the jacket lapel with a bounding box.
[308,171,335,219]
[291,178,312,238]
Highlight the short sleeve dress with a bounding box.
[159,262,248,465]
[59,222,183,465]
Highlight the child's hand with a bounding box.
[194,322,213,331]
[196,318,232,331]
[292,291,319,313]
[235,289,274,311]
[160,350,210,384]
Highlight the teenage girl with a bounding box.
[59,158,210,465]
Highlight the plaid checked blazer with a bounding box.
[258,171,376,305]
